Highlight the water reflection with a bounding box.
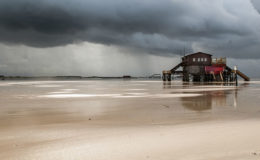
[163,81,172,89]
[0,80,254,129]
[163,82,248,111]
[181,90,228,111]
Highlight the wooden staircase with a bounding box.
[226,66,250,81]
[170,62,184,73]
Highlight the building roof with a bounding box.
[183,52,212,57]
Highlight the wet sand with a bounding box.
[0,80,260,159]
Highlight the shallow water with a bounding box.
[0,80,260,160]
[0,80,259,127]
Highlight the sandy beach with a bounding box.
[0,80,260,160]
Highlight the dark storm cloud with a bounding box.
[0,0,260,58]
[252,0,260,13]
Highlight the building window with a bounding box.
[193,58,196,62]
[201,58,204,62]
[205,58,207,62]
[198,58,200,62]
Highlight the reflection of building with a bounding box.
[163,82,249,111]
[182,95,212,111]
[181,90,227,111]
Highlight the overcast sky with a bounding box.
[0,0,260,77]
